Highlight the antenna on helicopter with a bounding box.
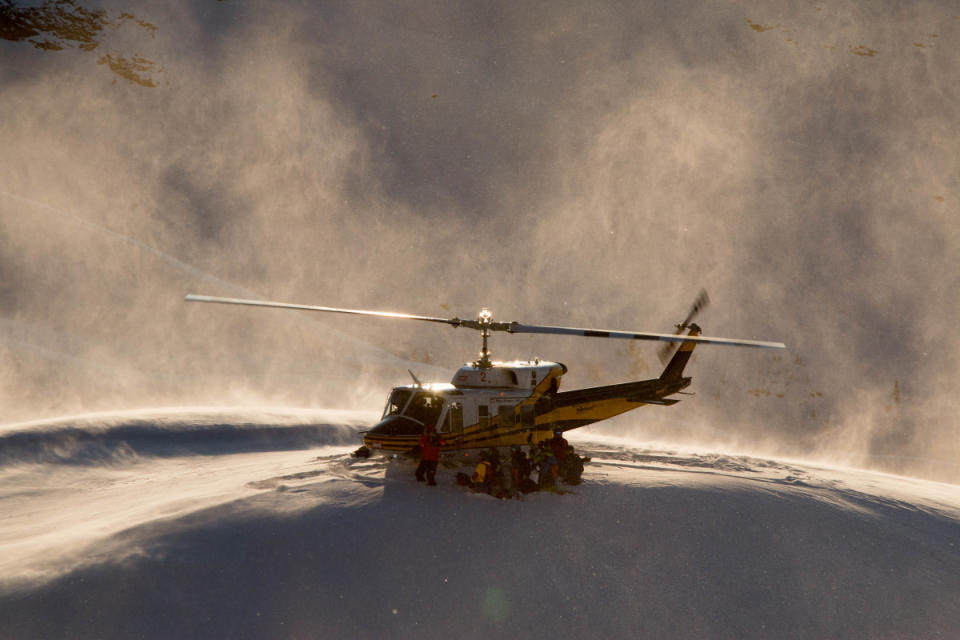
[407,369,423,387]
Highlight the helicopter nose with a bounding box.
[367,415,423,437]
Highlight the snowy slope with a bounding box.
[2,410,959,639]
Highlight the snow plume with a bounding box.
[1,1,958,481]
[0,408,368,466]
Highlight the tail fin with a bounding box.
[659,324,701,383]
[657,290,709,364]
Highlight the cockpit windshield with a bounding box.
[382,389,445,427]
[383,389,413,418]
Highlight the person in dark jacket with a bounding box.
[415,424,445,486]
[560,444,585,485]
[533,441,559,491]
[510,445,537,494]
[549,429,569,465]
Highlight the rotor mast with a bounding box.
[454,308,513,368]
[477,308,493,368]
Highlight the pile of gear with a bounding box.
[455,429,588,498]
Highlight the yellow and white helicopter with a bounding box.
[185,291,785,457]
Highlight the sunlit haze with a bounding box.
[1,1,958,482]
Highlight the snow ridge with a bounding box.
[0,409,368,466]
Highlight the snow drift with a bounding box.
[2,410,959,639]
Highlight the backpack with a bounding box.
[471,460,492,484]
[562,454,584,484]
[512,451,531,477]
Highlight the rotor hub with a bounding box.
[476,308,494,368]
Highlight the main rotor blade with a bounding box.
[186,294,786,350]
[185,294,457,326]
[504,322,786,350]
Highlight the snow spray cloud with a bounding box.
[1,1,958,482]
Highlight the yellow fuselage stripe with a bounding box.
[362,393,647,452]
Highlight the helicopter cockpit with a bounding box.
[369,387,448,438]
[382,388,445,425]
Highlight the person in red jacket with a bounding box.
[415,424,445,486]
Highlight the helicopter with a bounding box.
[184,291,785,458]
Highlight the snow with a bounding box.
[2,410,960,639]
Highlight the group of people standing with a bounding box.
[416,426,586,498]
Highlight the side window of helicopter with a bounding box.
[450,402,463,433]
[498,404,515,428]
[478,405,489,430]
[440,402,463,434]
[519,404,535,428]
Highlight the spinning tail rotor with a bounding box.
[658,289,710,364]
